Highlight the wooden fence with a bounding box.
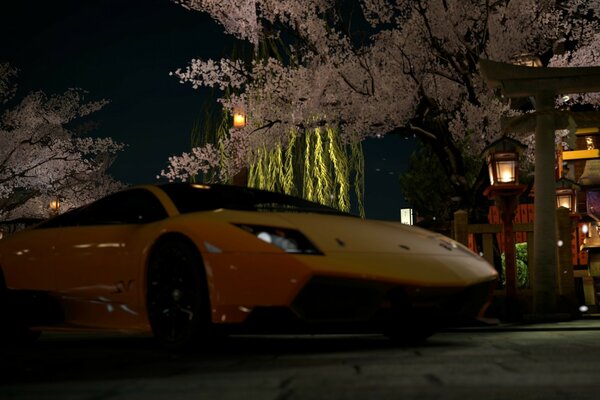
[490,204,587,267]
[452,207,578,303]
[452,209,534,287]
[455,205,587,268]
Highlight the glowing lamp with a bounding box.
[488,152,518,185]
[49,196,62,216]
[556,188,576,211]
[555,177,578,213]
[511,54,542,68]
[582,222,591,237]
[233,111,246,128]
[484,137,525,187]
[49,197,61,212]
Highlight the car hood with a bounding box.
[277,213,470,256]
[180,209,497,285]
[200,209,477,258]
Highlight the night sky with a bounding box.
[1,0,415,220]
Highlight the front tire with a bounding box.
[383,288,437,345]
[146,238,212,351]
[385,323,436,345]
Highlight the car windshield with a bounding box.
[159,183,351,216]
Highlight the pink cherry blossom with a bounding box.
[164,0,600,187]
[1,64,125,220]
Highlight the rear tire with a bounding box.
[0,269,42,345]
[146,238,213,351]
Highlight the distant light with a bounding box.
[582,224,589,235]
[512,54,542,67]
[400,208,414,225]
[192,184,211,190]
[579,305,589,313]
[557,240,564,247]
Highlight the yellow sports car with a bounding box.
[0,183,497,348]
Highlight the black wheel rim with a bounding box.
[147,243,200,344]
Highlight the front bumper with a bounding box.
[228,276,496,334]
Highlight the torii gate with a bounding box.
[479,59,600,319]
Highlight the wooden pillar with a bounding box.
[556,207,577,313]
[582,275,597,307]
[526,231,535,288]
[232,167,248,187]
[532,91,559,317]
[453,210,469,247]
[498,194,519,308]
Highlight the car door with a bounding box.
[51,189,168,329]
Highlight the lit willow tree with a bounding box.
[169,34,366,214]
[187,95,365,214]
[0,63,125,221]
[162,0,600,224]
[247,127,365,215]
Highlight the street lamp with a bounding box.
[484,136,527,320]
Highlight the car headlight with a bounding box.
[234,224,322,255]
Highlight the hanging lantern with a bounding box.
[49,197,61,215]
[233,108,247,128]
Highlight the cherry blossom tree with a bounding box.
[165,0,600,222]
[0,63,125,221]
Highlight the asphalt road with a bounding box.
[2,319,600,399]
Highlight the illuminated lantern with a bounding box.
[233,109,246,128]
[555,178,578,212]
[49,197,61,214]
[485,137,525,186]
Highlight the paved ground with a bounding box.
[2,318,600,399]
